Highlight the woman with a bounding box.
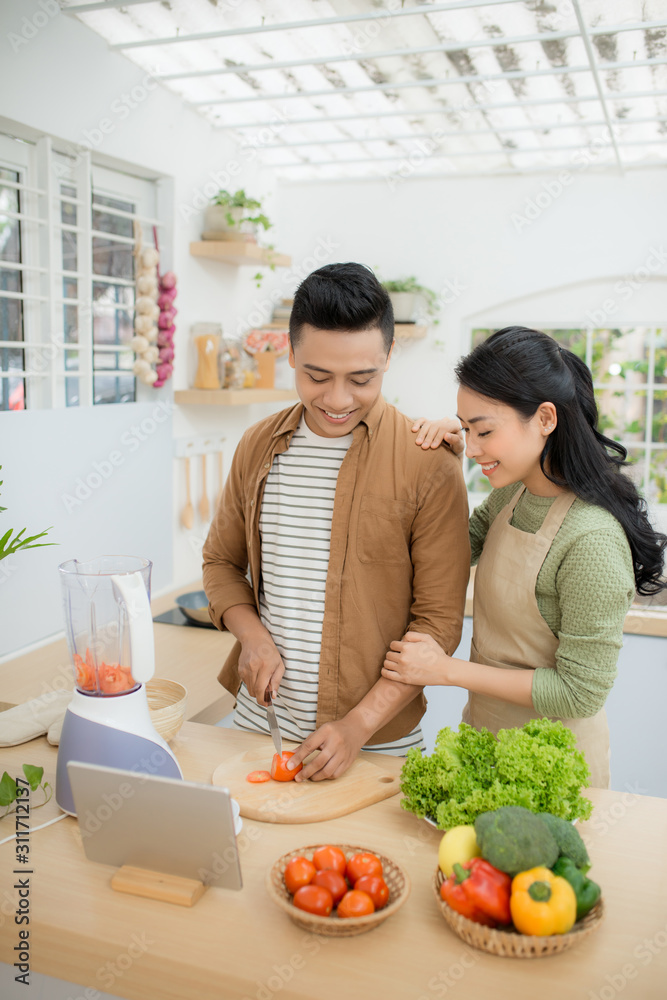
[381,326,666,787]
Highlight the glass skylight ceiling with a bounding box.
[63,0,667,181]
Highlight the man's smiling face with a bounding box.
[289,323,393,438]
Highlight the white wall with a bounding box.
[274,168,667,420]
[0,0,292,654]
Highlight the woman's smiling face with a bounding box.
[457,386,561,496]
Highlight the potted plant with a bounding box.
[203,189,272,243]
[0,465,55,562]
[380,276,439,323]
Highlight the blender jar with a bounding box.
[59,556,152,696]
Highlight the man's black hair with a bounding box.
[289,262,394,354]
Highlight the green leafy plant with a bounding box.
[0,466,55,561]
[380,275,440,321]
[210,188,272,232]
[0,764,52,818]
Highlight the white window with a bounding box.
[468,326,667,506]
[0,132,159,409]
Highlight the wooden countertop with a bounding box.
[0,582,235,724]
[1,724,665,1000]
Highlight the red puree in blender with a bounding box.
[73,648,136,695]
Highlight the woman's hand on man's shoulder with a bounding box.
[412,416,465,457]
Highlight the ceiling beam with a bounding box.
[220,91,667,129]
[108,10,666,51]
[63,0,158,12]
[156,28,589,81]
[572,0,624,174]
[262,138,667,168]
[158,46,667,84]
[194,56,667,106]
[252,117,667,148]
[108,1,524,50]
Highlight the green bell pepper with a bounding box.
[552,856,601,921]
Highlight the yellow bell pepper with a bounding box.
[510,867,577,936]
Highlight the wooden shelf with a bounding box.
[395,324,427,339]
[190,241,291,267]
[174,388,298,406]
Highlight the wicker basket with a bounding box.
[433,868,604,958]
[267,845,410,937]
[146,678,187,742]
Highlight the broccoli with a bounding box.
[538,812,590,871]
[474,806,560,877]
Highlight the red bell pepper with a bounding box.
[440,857,512,926]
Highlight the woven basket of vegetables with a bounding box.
[432,805,605,957]
[433,867,604,958]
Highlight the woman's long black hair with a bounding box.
[455,326,666,595]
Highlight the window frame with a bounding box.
[463,322,667,507]
[0,130,162,409]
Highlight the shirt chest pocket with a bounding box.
[356,494,417,565]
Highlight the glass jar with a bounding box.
[218,337,245,389]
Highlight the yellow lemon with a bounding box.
[438,825,481,877]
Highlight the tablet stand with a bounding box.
[111,865,206,907]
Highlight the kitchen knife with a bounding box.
[265,689,282,758]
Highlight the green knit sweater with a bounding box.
[469,484,635,719]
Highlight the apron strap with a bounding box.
[537,491,577,544]
[503,485,526,522]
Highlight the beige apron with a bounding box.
[462,485,610,789]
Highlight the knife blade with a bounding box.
[265,689,282,757]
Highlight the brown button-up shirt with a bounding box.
[202,395,470,744]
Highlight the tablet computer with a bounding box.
[67,761,243,890]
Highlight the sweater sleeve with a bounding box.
[531,528,635,718]
[468,495,491,565]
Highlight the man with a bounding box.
[203,262,469,781]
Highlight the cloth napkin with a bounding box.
[0,690,73,747]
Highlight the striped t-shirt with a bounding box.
[233,416,424,756]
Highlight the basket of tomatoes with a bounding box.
[266,844,410,937]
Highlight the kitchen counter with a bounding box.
[0,582,235,724]
[1,724,666,1000]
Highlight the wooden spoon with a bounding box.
[199,454,210,522]
[181,457,194,530]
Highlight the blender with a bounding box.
[56,556,182,815]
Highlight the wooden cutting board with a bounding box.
[211,738,400,824]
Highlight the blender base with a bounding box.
[56,709,182,815]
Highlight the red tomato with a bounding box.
[312,845,347,875]
[246,770,271,783]
[346,852,383,884]
[337,890,375,918]
[293,884,333,917]
[270,751,302,782]
[284,857,316,895]
[313,869,348,905]
[354,875,389,910]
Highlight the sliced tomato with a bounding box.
[246,770,272,783]
[73,651,95,691]
[270,751,302,782]
[98,661,134,695]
